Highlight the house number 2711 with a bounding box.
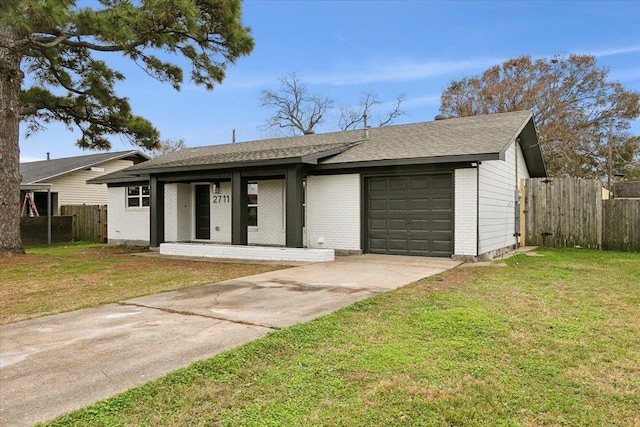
[212,195,230,203]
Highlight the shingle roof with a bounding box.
[117,110,545,177]
[323,110,532,164]
[20,151,150,184]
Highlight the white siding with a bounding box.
[248,180,286,246]
[47,159,134,210]
[516,143,530,181]
[107,186,149,245]
[306,174,361,251]
[454,168,478,256]
[478,143,522,255]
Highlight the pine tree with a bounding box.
[0,0,254,254]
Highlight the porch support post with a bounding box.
[231,171,248,245]
[150,175,165,247]
[285,164,304,248]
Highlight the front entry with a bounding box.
[195,184,210,240]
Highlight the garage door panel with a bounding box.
[369,219,387,231]
[368,238,388,250]
[388,199,407,211]
[410,239,430,251]
[368,178,389,192]
[432,174,453,190]
[432,219,453,231]
[388,219,408,231]
[366,174,453,257]
[389,178,408,191]
[389,239,409,250]
[432,198,453,210]
[369,199,387,212]
[409,199,429,210]
[410,176,430,190]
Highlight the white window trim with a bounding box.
[126,185,150,209]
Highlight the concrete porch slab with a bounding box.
[160,242,335,262]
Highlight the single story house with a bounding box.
[92,110,546,260]
[20,150,149,215]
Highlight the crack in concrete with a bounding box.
[117,302,279,331]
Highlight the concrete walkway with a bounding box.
[0,254,460,426]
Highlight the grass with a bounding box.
[0,242,286,324]
[37,248,640,426]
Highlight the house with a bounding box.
[20,150,150,215]
[93,110,546,260]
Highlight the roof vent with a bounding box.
[434,115,448,121]
[304,129,315,135]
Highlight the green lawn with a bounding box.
[40,249,640,426]
[0,243,285,324]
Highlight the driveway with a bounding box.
[0,254,460,426]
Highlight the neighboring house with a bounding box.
[20,150,150,215]
[611,181,640,199]
[93,110,546,260]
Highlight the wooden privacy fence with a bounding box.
[603,199,640,252]
[60,205,108,243]
[524,178,640,252]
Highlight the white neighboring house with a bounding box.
[93,111,546,260]
[20,151,149,215]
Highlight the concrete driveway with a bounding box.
[0,254,460,426]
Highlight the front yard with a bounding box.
[0,243,286,324]
[34,248,639,426]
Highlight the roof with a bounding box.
[20,150,150,184]
[100,110,546,181]
[612,181,640,198]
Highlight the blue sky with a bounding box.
[19,0,640,162]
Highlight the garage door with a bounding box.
[366,174,453,257]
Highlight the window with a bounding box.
[248,183,258,226]
[127,185,150,207]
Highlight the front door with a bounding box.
[195,184,210,240]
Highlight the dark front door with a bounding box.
[195,184,210,240]
[366,174,453,257]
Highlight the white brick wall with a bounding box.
[210,182,232,243]
[306,174,361,251]
[248,180,286,246]
[107,186,149,245]
[164,183,192,242]
[454,168,478,256]
[164,184,178,242]
[176,184,192,241]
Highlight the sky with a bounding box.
[18,0,640,162]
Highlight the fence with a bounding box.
[20,216,73,245]
[524,178,639,252]
[60,205,108,243]
[603,199,640,252]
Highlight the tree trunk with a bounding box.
[0,25,25,254]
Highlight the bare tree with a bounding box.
[440,54,640,178]
[339,91,406,131]
[260,74,407,136]
[260,73,334,135]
